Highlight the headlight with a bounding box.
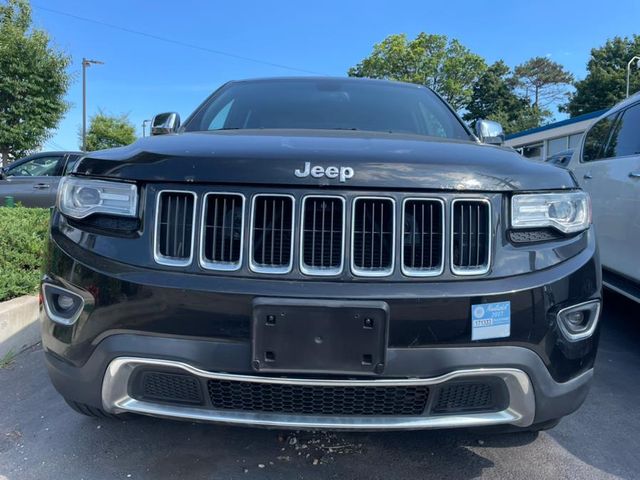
[511,191,591,234]
[58,176,138,219]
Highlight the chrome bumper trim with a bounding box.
[102,357,535,430]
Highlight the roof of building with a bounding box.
[505,109,608,140]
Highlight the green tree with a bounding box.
[463,61,545,135]
[0,0,71,166]
[348,33,486,110]
[83,111,137,151]
[514,57,574,111]
[563,36,640,117]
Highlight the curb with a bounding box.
[0,295,40,359]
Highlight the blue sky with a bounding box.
[31,0,640,151]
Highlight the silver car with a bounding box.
[568,94,640,301]
[0,151,83,207]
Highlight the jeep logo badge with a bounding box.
[294,162,355,183]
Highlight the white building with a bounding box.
[504,109,606,161]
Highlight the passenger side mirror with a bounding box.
[151,112,181,136]
[475,120,505,146]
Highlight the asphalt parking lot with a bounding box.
[1,290,639,480]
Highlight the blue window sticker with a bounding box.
[471,301,511,341]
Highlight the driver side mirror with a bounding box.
[151,112,180,136]
[475,120,505,146]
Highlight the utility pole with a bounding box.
[626,56,640,98]
[82,58,104,151]
[142,119,151,137]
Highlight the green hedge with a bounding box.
[0,207,50,302]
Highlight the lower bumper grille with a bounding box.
[433,382,495,413]
[140,371,203,405]
[133,372,500,416]
[207,380,429,416]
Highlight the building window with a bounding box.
[522,143,543,161]
[568,133,583,149]
[547,136,569,157]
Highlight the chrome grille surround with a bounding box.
[350,196,396,278]
[450,198,492,276]
[299,195,346,276]
[248,194,296,275]
[151,189,494,278]
[153,190,198,267]
[198,192,246,272]
[401,197,445,277]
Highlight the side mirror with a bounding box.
[0,167,6,180]
[475,120,505,146]
[151,112,180,136]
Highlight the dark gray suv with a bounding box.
[0,151,83,207]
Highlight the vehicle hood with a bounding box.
[75,130,577,191]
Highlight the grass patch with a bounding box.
[0,206,50,302]
[0,349,16,369]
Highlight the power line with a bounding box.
[32,4,324,75]
[44,139,66,151]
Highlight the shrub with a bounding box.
[0,206,50,302]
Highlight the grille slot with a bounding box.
[433,382,494,413]
[201,193,244,270]
[140,371,203,405]
[250,195,295,274]
[155,191,196,266]
[207,380,429,416]
[451,199,491,275]
[402,199,444,276]
[301,196,345,275]
[351,197,395,276]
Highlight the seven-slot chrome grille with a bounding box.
[154,190,492,277]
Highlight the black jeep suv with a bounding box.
[41,77,601,431]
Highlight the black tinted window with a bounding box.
[185,80,470,140]
[607,103,640,158]
[583,113,617,162]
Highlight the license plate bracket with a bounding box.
[252,298,389,375]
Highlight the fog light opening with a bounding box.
[557,300,601,342]
[565,311,586,328]
[42,284,85,326]
[56,294,76,311]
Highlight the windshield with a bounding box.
[183,79,471,140]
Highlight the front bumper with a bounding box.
[41,226,601,430]
[44,334,593,429]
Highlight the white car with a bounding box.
[568,94,640,301]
